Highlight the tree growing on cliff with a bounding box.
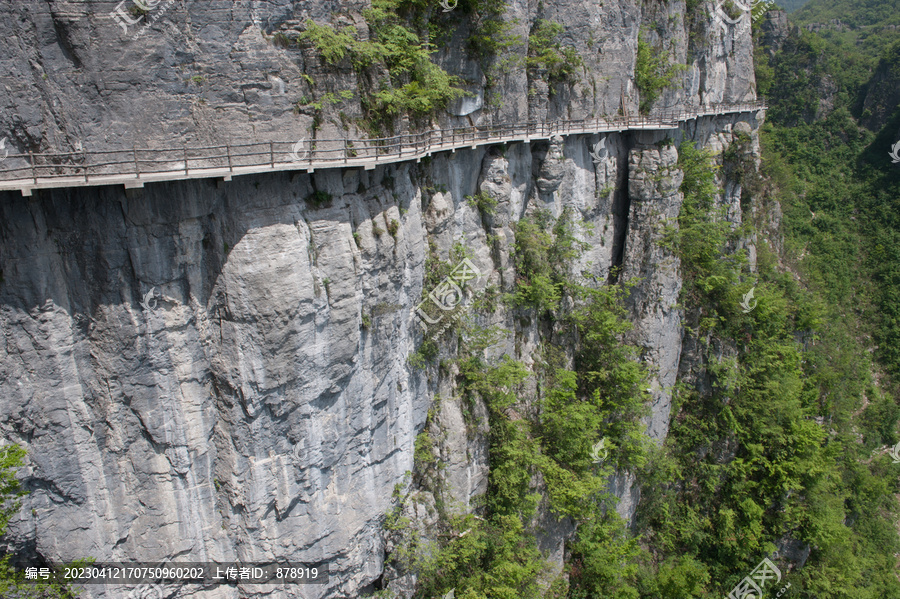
[634,34,688,114]
[0,444,82,598]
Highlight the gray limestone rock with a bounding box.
[535,135,566,195]
[0,114,762,597]
[0,2,762,597]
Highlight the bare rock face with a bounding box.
[0,167,432,598]
[608,143,685,522]
[759,10,792,57]
[536,135,567,195]
[0,120,762,597]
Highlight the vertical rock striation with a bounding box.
[0,1,761,597]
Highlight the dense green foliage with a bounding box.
[466,191,499,218]
[293,0,533,131]
[292,0,590,130]
[297,1,466,131]
[632,140,900,597]
[388,3,900,597]
[642,5,900,591]
[463,0,521,63]
[0,445,26,538]
[0,445,85,598]
[634,35,687,114]
[792,0,900,58]
[761,3,900,384]
[663,143,752,325]
[391,212,655,598]
[755,29,875,126]
[630,12,900,594]
[776,0,810,12]
[526,20,583,84]
[398,128,900,596]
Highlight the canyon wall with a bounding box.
[0,1,762,597]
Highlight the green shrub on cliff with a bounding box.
[527,19,584,84]
[0,444,86,598]
[398,208,653,598]
[634,34,687,114]
[0,445,26,535]
[631,137,900,597]
[298,20,355,64]
[512,208,589,314]
[298,4,465,131]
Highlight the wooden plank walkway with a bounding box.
[0,102,765,196]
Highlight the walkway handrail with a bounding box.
[0,101,766,192]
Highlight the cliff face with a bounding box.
[0,0,755,154]
[0,2,760,598]
[861,44,900,131]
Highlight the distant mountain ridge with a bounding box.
[791,0,900,57]
[777,0,811,13]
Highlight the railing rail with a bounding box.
[0,101,766,192]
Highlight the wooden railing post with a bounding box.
[226,144,232,173]
[133,146,139,180]
[269,142,274,168]
[183,147,189,175]
[29,151,36,184]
